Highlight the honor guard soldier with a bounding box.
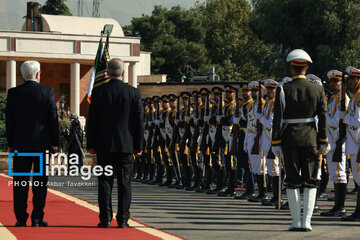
[141,97,157,183]
[235,82,256,200]
[272,49,328,231]
[178,92,193,190]
[320,70,349,217]
[245,81,268,202]
[217,84,237,197]
[207,87,226,194]
[257,79,281,206]
[135,98,150,181]
[163,94,180,187]
[197,88,213,193]
[341,66,360,222]
[149,96,162,185]
[188,90,204,191]
[156,95,172,186]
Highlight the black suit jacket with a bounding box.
[86,79,144,154]
[6,81,60,152]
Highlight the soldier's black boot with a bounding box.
[159,167,172,186]
[145,164,156,184]
[342,188,360,221]
[248,175,268,202]
[321,183,347,216]
[263,176,281,206]
[197,167,213,193]
[218,170,236,197]
[235,171,255,199]
[154,164,164,185]
[184,166,193,191]
[207,168,225,194]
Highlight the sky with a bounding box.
[0,0,206,31]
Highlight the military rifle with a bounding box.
[229,91,240,155]
[190,93,200,152]
[200,93,210,152]
[179,96,191,153]
[333,72,346,162]
[251,83,263,155]
[213,93,223,152]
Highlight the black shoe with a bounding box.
[159,180,172,187]
[147,180,157,185]
[15,222,26,227]
[280,201,289,210]
[313,205,320,212]
[176,184,185,189]
[118,222,129,228]
[327,197,335,201]
[262,197,277,206]
[217,190,236,197]
[97,221,111,228]
[206,188,223,194]
[32,221,48,227]
[185,186,194,191]
[341,212,360,221]
[134,177,142,182]
[196,186,210,193]
[168,181,180,188]
[234,192,256,200]
[318,192,328,198]
[321,207,346,217]
[248,194,268,202]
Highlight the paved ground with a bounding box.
[48,175,360,240]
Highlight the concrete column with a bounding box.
[128,62,138,88]
[123,62,129,84]
[6,58,16,91]
[70,61,80,116]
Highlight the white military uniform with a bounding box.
[245,81,267,175]
[344,67,360,186]
[259,79,280,177]
[325,70,348,184]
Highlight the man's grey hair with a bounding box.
[107,58,125,77]
[21,60,41,80]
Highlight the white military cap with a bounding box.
[264,79,278,88]
[306,74,323,86]
[286,49,313,66]
[327,70,342,80]
[248,81,265,90]
[282,77,292,83]
[346,66,360,77]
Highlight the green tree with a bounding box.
[196,0,272,82]
[251,0,360,79]
[126,5,209,82]
[41,0,72,16]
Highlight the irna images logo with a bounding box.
[8,150,113,180]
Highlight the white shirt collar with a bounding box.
[25,79,38,83]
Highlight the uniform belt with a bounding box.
[283,118,315,124]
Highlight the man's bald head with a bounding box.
[107,58,125,78]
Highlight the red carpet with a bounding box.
[0,175,183,240]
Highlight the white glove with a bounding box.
[233,116,240,124]
[337,110,346,119]
[272,145,283,159]
[204,115,211,122]
[154,119,161,125]
[148,121,153,126]
[174,119,180,125]
[319,144,330,155]
[255,112,263,120]
[185,116,190,122]
[243,143,248,153]
[194,117,199,123]
[216,115,223,122]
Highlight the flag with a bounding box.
[87,35,111,103]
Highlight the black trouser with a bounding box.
[161,145,173,182]
[13,154,48,224]
[282,146,319,189]
[97,152,133,224]
[190,151,203,186]
[180,151,192,187]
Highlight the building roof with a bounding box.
[21,14,124,37]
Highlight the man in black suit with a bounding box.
[87,58,143,228]
[6,60,59,227]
